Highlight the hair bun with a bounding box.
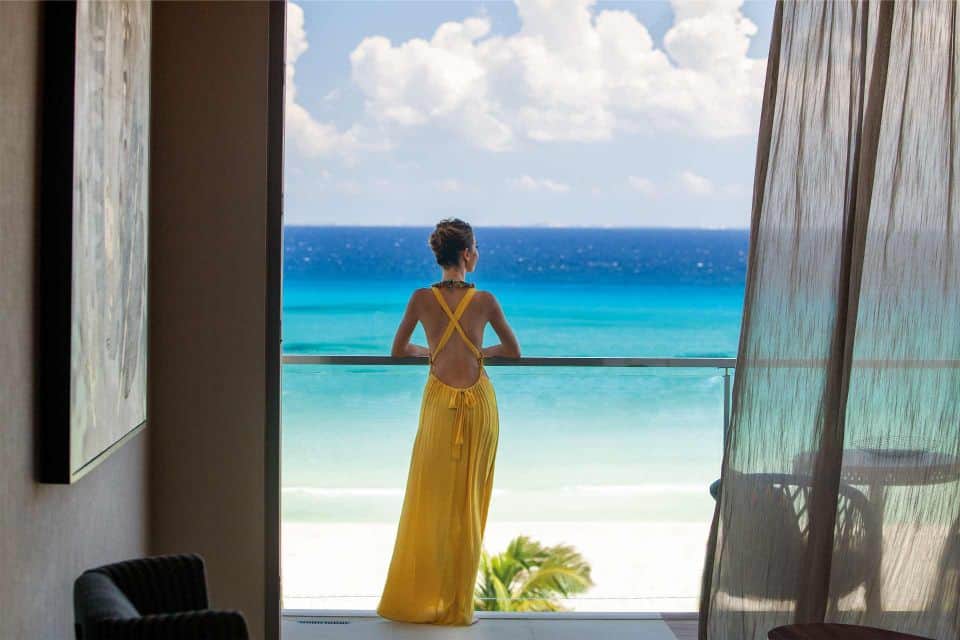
[428,218,474,268]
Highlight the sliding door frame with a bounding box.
[265,1,286,639]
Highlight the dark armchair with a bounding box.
[74,554,248,640]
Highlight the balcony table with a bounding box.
[792,448,960,616]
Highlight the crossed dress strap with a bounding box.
[429,287,483,366]
[429,286,483,461]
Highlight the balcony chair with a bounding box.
[769,623,932,640]
[709,473,879,608]
[74,554,249,640]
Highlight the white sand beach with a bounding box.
[282,521,711,613]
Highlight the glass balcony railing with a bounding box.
[280,356,734,614]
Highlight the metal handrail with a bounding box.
[281,355,736,368]
[282,354,736,433]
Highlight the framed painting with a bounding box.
[39,1,151,483]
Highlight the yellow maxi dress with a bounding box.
[377,287,499,626]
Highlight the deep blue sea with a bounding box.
[281,226,748,524]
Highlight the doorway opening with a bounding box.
[275,0,773,626]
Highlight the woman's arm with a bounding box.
[391,291,430,358]
[480,293,521,359]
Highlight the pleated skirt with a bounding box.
[376,371,499,626]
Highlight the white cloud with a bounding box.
[675,172,750,198]
[627,176,656,196]
[721,182,750,197]
[335,180,363,195]
[346,0,766,151]
[508,175,571,193]
[435,178,463,192]
[285,3,390,159]
[286,2,308,62]
[679,170,714,196]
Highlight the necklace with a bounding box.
[432,279,475,289]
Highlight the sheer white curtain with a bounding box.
[700,2,960,638]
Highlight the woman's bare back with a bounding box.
[418,287,489,388]
[391,286,520,389]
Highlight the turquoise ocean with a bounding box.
[281,226,747,526]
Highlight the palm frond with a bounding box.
[475,535,594,612]
[517,565,594,598]
[512,596,566,612]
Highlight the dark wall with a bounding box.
[149,3,274,638]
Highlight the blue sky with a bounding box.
[284,0,775,228]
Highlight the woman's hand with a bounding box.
[397,343,430,358]
[481,344,520,359]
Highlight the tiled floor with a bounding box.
[662,615,698,640]
[283,615,684,640]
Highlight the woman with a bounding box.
[377,218,521,626]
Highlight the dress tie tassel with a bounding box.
[448,388,476,460]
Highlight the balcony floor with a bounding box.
[283,613,697,640]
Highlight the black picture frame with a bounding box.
[38,1,151,484]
